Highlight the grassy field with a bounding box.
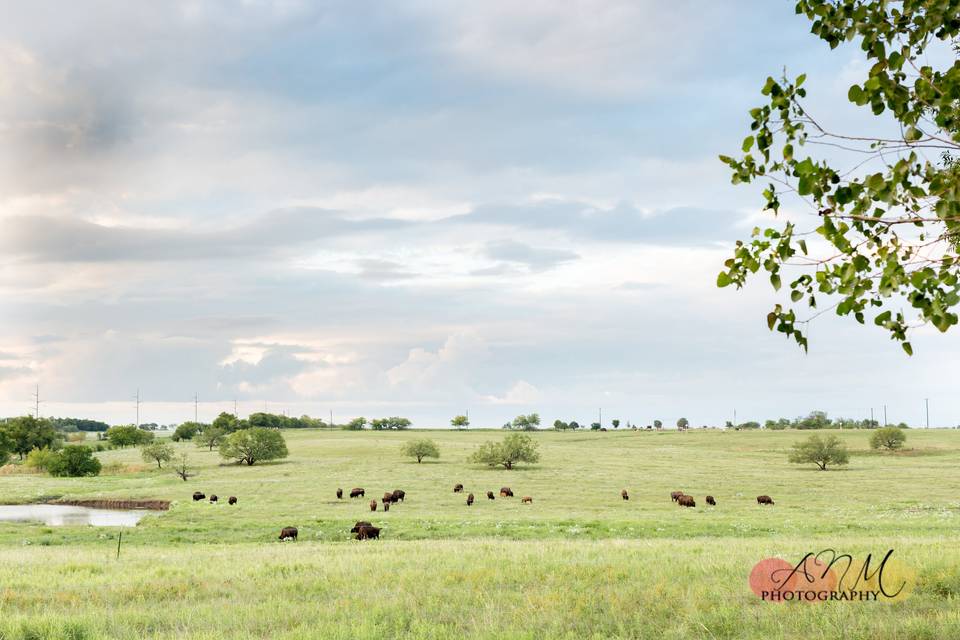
[0,428,959,639]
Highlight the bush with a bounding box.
[24,447,59,471]
[141,442,175,469]
[105,425,154,448]
[468,433,540,470]
[401,439,440,463]
[870,427,907,451]
[219,427,288,466]
[172,421,204,442]
[48,445,102,477]
[788,434,849,470]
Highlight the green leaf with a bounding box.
[770,273,781,290]
[902,342,913,356]
[741,136,755,152]
[716,272,732,288]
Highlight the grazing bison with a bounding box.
[454,483,464,493]
[621,489,629,501]
[677,495,696,508]
[355,525,380,540]
[369,499,377,512]
[209,495,218,503]
[382,492,394,504]
[192,491,205,501]
[350,521,372,534]
[466,493,474,506]
[350,488,365,498]
[486,491,495,500]
[279,527,298,541]
[336,488,343,500]
[228,496,238,505]
[705,496,716,506]
[670,491,684,502]
[383,501,390,512]
[521,496,533,504]
[500,487,514,498]
[391,489,405,503]
[757,495,775,505]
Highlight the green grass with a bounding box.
[0,428,958,638]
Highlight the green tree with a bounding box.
[788,434,850,470]
[553,419,569,430]
[212,412,244,433]
[195,426,226,452]
[468,433,540,470]
[48,445,101,477]
[510,414,540,431]
[677,417,689,430]
[370,417,412,430]
[653,420,663,430]
[105,424,153,448]
[451,415,470,429]
[173,453,195,481]
[0,416,61,460]
[219,427,288,466]
[718,3,960,354]
[590,422,601,430]
[612,419,620,429]
[870,426,907,451]
[344,417,367,431]
[401,438,440,463]
[24,447,59,471]
[172,421,205,442]
[141,442,175,469]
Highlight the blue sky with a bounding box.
[0,1,956,428]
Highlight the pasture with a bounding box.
[1,428,959,639]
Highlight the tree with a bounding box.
[219,427,288,466]
[24,447,59,471]
[105,424,153,448]
[468,433,540,470]
[212,412,245,434]
[718,4,960,355]
[141,442,175,469]
[173,453,195,481]
[870,426,907,451]
[553,419,569,430]
[0,416,61,460]
[344,417,367,431]
[370,417,412,430]
[590,422,601,430]
[612,419,620,429]
[48,445,101,477]
[653,420,663,430]
[401,439,440,463]
[172,421,204,442]
[510,414,540,430]
[451,415,470,429]
[788,434,850,470]
[568,421,580,430]
[677,417,689,430]
[195,426,226,452]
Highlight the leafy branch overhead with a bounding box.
[718,1,960,354]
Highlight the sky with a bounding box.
[0,0,957,428]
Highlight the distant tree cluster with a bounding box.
[49,417,110,432]
[503,414,540,431]
[761,411,907,430]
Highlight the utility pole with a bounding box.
[883,405,887,427]
[135,389,141,427]
[330,409,333,428]
[870,407,874,427]
[925,398,930,429]
[234,398,238,417]
[32,384,40,419]
[194,392,199,424]
[598,407,602,427]
[733,408,737,428]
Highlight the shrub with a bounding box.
[401,439,440,463]
[141,442,175,469]
[24,447,59,471]
[468,433,540,470]
[48,445,102,477]
[870,427,907,451]
[219,427,288,466]
[788,434,849,470]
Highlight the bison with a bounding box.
[466,493,474,506]
[228,496,238,505]
[382,492,394,504]
[486,491,495,500]
[209,495,218,503]
[355,525,380,540]
[336,488,343,500]
[454,483,464,493]
[383,501,390,512]
[391,489,405,503]
[677,495,696,508]
[369,499,377,512]
[621,489,629,501]
[705,495,716,506]
[192,491,205,501]
[350,521,372,533]
[670,491,684,502]
[757,495,775,505]
[521,496,533,504]
[279,526,298,541]
[500,487,514,498]
[350,488,365,498]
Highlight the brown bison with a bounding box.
[391,489,405,503]
[355,525,380,540]
[382,492,394,504]
[521,496,533,504]
[369,499,377,512]
[383,501,390,512]
[278,527,298,541]
[350,521,372,533]
[486,491,495,500]
[670,491,684,502]
[453,483,464,493]
[466,493,474,506]
[705,496,716,506]
[209,495,218,503]
[228,496,238,505]
[621,489,629,501]
[336,488,343,499]
[192,492,205,501]
[500,487,514,498]
[757,495,775,505]
[350,488,365,498]
[677,495,696,508]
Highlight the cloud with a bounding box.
[483,380,541,405]
[481,240,579,272]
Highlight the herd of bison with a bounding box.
[190,485,776,542]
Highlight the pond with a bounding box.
[0,504,149,527]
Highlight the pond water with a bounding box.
[0,504,149,527]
